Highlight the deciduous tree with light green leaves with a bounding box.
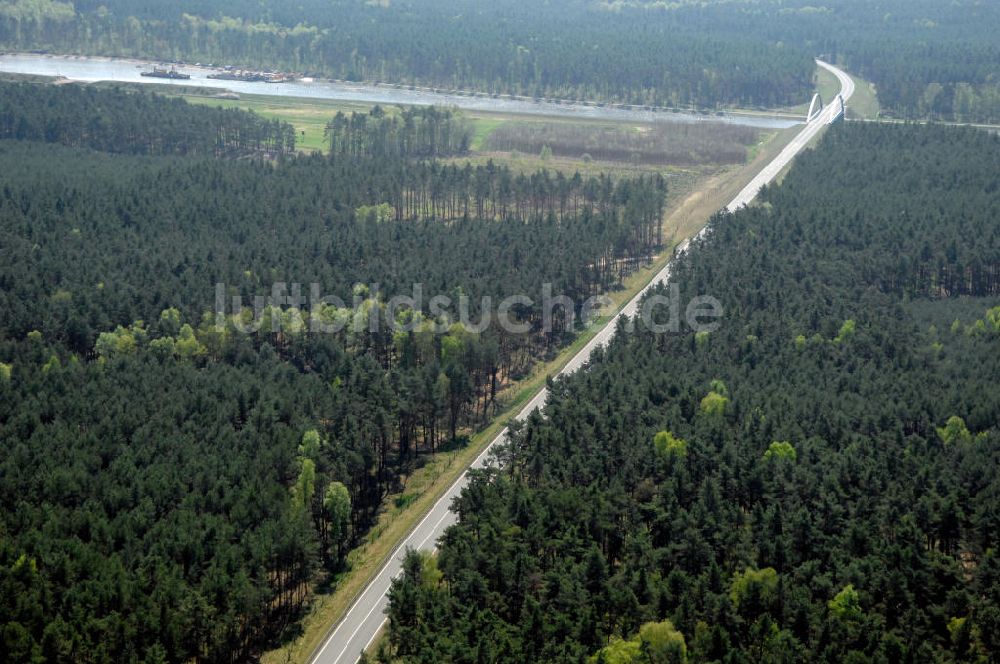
[709,379,728,396]
[700,391,728,416]
[299,429,322,459]
[834,319,856,344]
[417,550,444,589]
[293,458,316,510]
[197,312,229,357]
[159,307,182,335]
[355,202,394,223]
[828,584,862,622]
[639,620,688,663]
[41,354,61,374]
[764,441,796,461]
[730,567,779,616]
[654,430,687,458]
[323,481,351,559]
[589,619,687,664]
[95,324,141,358]
[148,336,176,359]
[986,306,1000,332]
[174,324,207,359]
[937,416,973,445]
[591,636,641,663]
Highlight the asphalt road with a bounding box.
[310,59,856,664]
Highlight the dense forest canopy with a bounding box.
[3,0,814,109]
[0,81,296,155]
[381,123,1000,662]
[1,0,998,120]
[324,105,472,160]
[0,82,670,662]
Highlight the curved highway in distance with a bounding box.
[310,58,855,664]
[726,60,854,212]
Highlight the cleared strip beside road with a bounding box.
[310,58,855,664]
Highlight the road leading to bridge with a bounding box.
[726,60,854,212]
[310,58,856,664]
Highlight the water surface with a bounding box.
[0,54,801,129]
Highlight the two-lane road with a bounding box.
[311,59,855,664]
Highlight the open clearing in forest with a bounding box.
[846,72,881,120]
[482,120,760,167]
[181,90,772,177]
[182,93,373,152]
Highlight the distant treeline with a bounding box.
[0,81,296,156]
[841,40,1000,123]
[340,159,668,248]
[609,0,1000,123]
[380,123,1000,662]
[0,0,813,109]
[325,105,471,160]
[485,121,760,167]
[3,0,998,121]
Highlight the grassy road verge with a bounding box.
[846,73,880,120]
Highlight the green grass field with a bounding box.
[816,67,843,109]
[181,93,585,156]
[468,115,506,151]
[846,73,881,120]
[182,93,378,152]
[180,89,764,175]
